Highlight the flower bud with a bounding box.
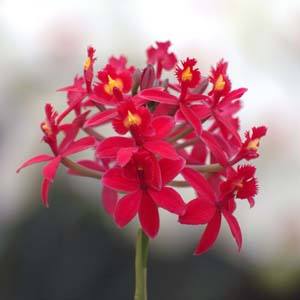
[140,64,155,90]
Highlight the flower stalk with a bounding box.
[134,228,149,300]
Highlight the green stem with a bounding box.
[61,157,102,179]
[134,228,149,300]
[167,126,194,144]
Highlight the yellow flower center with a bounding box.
[214,74,226,91]
[104,75,124,95]
[181,67,193,82]
[41,121,52,135]
[123,110,142,128]
[246,138,259,151]
[84,57,91,71]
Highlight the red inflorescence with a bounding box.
[17,41,267,254]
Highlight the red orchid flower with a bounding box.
[147,41,177,79]
[179,167,242,255]
[220,165,258,207]
[17,104,95,206]
[102,150,186,238]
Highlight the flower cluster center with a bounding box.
[123,110,142,128]
[104,75,124,95]
[84,57,91,71]
[246,138,259,151]
[214,74,225,91]
[181,67,193,82]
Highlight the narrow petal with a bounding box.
[148,187,186,215]
[179,199,216,225]
[84,109,118,128]
[139,192,159,238]
[201,131,228,166]
[42,156,61,182]
[102,186,118,216]
[63,136,95,156]
[221,88,247,104]
[214,112,241,145]
[181,168,215,201]
[16,154,54,173]
[159,157,185,186]
[102,167,139,192]
[41,178,51,207]
[97,137,135,159]
[138,88,179,104]
[194,211,222,255]
[222,210,242,251]
[144,140,179,160]
[179,103,202,136]
[114,190,142,227]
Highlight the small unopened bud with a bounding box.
[161,78,169,90]
[140,64,155,90]
[191,76,209,94]
[131,68,142,95]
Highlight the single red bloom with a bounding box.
[179,167,242,255]
[94,61,134,104]
[175,58,200,89]
[40,103,59,153]
[84,46,96,93]
[242,126,267,159]
[102,151,186,238]
[208,59,231,99]
[220,165,258,207]
[231,126,267,164]
[112,99,153,137]
[147,41,177,79]
[17,106,95,206]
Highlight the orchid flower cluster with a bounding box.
[17,41,267,255]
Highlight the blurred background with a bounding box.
[1,0,300,299]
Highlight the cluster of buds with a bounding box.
[17,41,267,255]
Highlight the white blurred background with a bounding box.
[1,0,300,294]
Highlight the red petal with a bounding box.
[84,109,118,128]
[214,112,241,145]
[194,211,222,255]
[189,104,210,119]
[97,137,135,158]
[151,115,175,140]
[201,131,228,166]
[41,178,51,207]
[179,199,216,225]
[222,210,242,251]
[16,154,54,173]
[179,103,202,136]
[181,168,215,201]
[114,190,142,227]
[102,167,139,192]
[42,156,61,182]
[139,192,159,238]
[63,136,95,156]
[138,88,178,105]
[221,88,247,104]
[148,187,186,215]
[116,147,138,167]
[102,186,118,216]
[144,140,179,160]
[159,157,185,185]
